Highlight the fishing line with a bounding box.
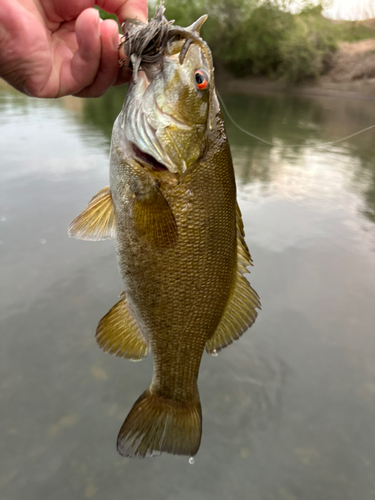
[217,92,375,148]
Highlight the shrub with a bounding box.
[278,10,337,81]
[128,2,375,83]
[161,0,339,82]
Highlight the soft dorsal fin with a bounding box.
[68,186,116,241]
[206,203,261,354]
[96,292,149,360]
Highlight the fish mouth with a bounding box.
[132,144,169,172]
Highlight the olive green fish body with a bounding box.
[68,7,260,459]
[111,115,236,404]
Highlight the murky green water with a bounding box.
[1,84,375,500]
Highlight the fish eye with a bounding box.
[194,69,209,90]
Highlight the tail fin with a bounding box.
[117,389,202,458]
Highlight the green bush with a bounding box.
[211,3,294,78]
[278,9,337,81]
[143,2,375,83]
[161,0,339,82]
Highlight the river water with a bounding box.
[1,84,374,500]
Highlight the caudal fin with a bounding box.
[117,389,202,458]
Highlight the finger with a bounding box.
[45,0,94,23]
[114,65,132,87]
[96,0,148,24]
[75,19,120,97]
[59,8,101,96]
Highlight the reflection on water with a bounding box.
[223,92,375,231]
[1,85,375,500]
[82,88,375,227]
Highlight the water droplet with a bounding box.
[0,216,6,222]
[188,457,195,465]
[40,239,47,244]
[211,349,218,357]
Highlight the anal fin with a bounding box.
[68,186,116,241]
[206,203,261,354]
[96,292,149,360]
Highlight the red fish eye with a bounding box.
[194,69,209,90]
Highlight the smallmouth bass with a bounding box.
[69,7,260,458]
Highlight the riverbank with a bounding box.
[2,38,375,101]
[217,39,375,100]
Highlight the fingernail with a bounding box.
[94,9,101,33]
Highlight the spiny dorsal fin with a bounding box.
[96,292,149,360]
[68,186,116,241]
[133,183,178,248]
[186,15,208,34]
[206,203,261,354]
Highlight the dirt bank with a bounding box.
[325,39,375,82]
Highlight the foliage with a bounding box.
[209,2,295,78]
[278,7,337,81]
[95,2,375,83]
[159,0,375,83]
[331,21,375,43]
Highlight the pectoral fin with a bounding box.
[96,292,149,360]
[206,203,261,354]
[133,182,178,248]
[68,186,116,241]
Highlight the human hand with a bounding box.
[0,0,147,98]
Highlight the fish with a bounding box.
[68,6,260,459]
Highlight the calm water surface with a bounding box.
[1,85,375,500]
